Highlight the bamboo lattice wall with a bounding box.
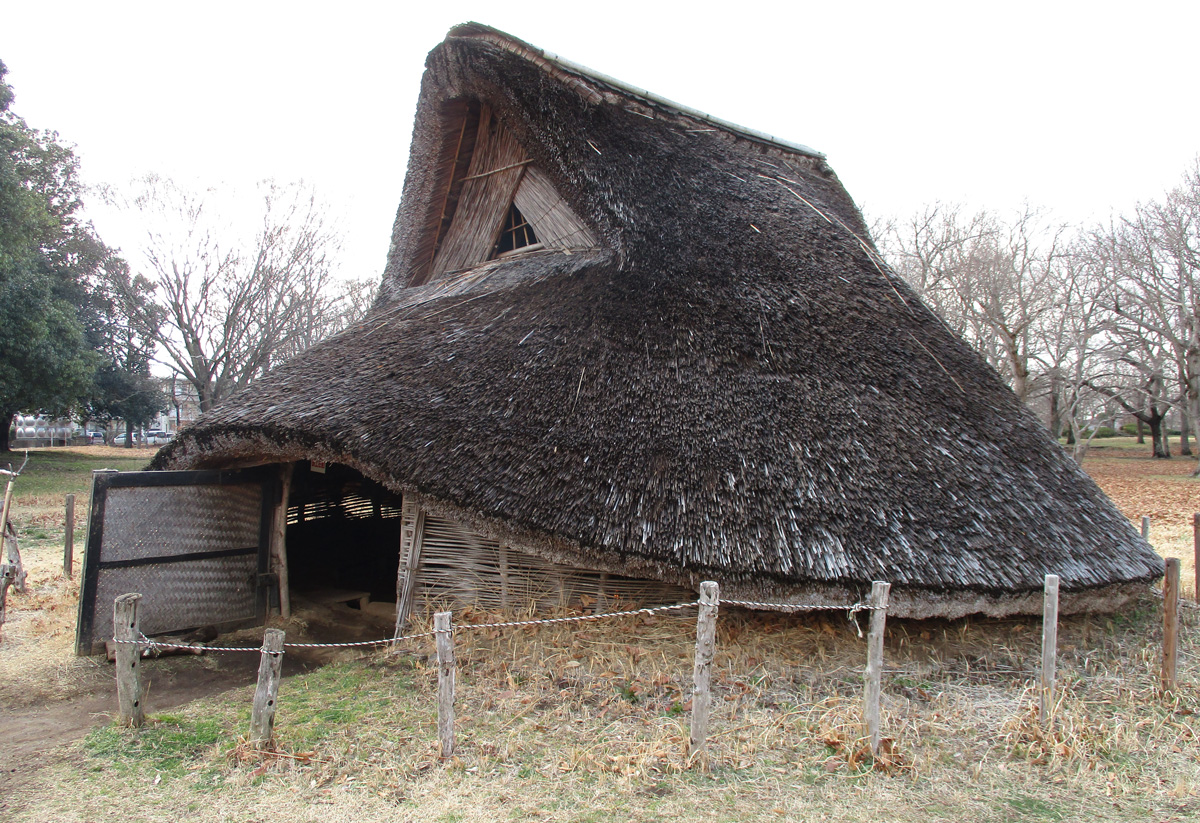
[288,480,690,614]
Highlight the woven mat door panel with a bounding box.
[75,468,277,655]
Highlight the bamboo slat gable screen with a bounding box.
[513,166,596,250]
[431,104,528,277]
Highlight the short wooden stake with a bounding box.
[863,581,890,755]
[1141,515,1150,540]
[435,611,455,759]
[1193,513,1199,603]
[1163,558,1180,694]
[1040,574,1060,727]
[249,628,286,748]
[689,581,720,760]
[63,494,75,578]
[113,593,145,728]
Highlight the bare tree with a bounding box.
[1098,164,1200,468]
[1031,247,1113,460]
[112,176,367,413]
[886,204,1066,404]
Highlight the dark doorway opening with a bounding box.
[285,462,401,610]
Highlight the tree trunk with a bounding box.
[0,410,13,453]
[1148,413,1170,459]
[1182,407,1192,456]
[1136,417,1145,444]
[124,419,134,449]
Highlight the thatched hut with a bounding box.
[150,23,1161,623]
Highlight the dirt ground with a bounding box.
[0,440,1196,819]
[1082,441,1200,594]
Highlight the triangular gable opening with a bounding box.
[411,101,596,286]
[495,203,540,256]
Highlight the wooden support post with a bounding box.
[1163,558,1180,694]
[1141,515,1151,540]
[0,468,21,639]
[1040,574,1060,726]
[689,581,720,760]
[249,628,286,748]
[435,611,455,759]
[269,465,294,619]
[0,471,14,551]
[64,494,75,578]
[113,593,145,728]
[0,475,18,592]
[0,559,13,639]
[863,581,890,755]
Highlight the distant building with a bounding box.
[156,376,201,434]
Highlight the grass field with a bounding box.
[1,440,1198,822]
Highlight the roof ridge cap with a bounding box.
[445,22,825,160]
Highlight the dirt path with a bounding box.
[0,654,263,808]
[0,602,392,811]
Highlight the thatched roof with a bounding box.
[153,24,1162,617]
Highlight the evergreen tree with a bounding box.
[0,58,119,450]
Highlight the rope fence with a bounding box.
[109,599,882,655]
[106,558,1188,765]
[108,583,894,758]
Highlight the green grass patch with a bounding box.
[274,661,417,747]
[1004,794,1065,821]
[83,715,225,779]
[8,448,150,500]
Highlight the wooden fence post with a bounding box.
[113,593,145,728]
[689,581,720,760]
[1163,558,1180,694]
[1141,515,1150,540]
[63,494,75,578]
[863,581,891,755]
[1193,513,1199,603]
[435,611,455,759]
[1040,574,1060,727]
[249,628,286,748]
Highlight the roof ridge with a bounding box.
[446,22,825,160]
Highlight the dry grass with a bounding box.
[10,597,1198,822]
[0,447,157,705]
[3,440,1200,821]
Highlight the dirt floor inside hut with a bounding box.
[1,441,1198,822]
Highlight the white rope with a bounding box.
[110,598,890,653]
[719,598,877,611]
[107,601,701,653]
[111,630,436,654]
[451,601,699,632]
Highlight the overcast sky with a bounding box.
[2,1,1197,281]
